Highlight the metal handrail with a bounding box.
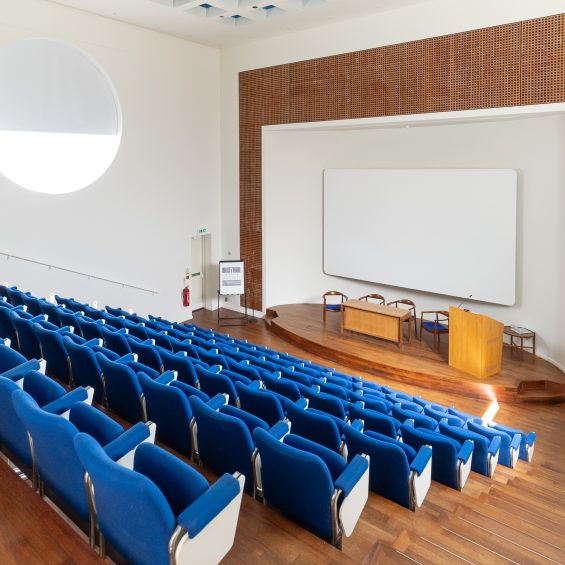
[1,251,158,295]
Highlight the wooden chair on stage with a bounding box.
[420,310,449,349]
[387,299,417,340]
[358,294,386,305]
[322,291,348,324]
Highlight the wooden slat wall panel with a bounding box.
[289,54,351,123]
[522,14,565,104]
[239,14,565,312]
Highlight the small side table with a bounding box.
[504,326,536,356]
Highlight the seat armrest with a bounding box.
[510,433,521,451]
[207,393,228,411]
[410,445,432,475]
[403,419,415,428]
[209,364,222,374]
[458,439,474,464]
[335,454,369,497]
[350,419,364,432]
[488,436,501,456]
[104,422,151,461]
[526,431,536,446]
[156,370,176,385]
[43,387,89,414]
[268,420,290,440]
[1,359,41,381]
[30,314,48,322]
[248,380,262,389]
[177,474,242,538]
[117,353,137,364]
[56,326,74,334]
[295,398,308,409]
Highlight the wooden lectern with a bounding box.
[448,307,503,379]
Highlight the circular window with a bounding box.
[0,38,121,194]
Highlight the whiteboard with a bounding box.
[219,260,245,296]
[323,169,517,305]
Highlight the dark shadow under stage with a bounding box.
[265,303,565,404]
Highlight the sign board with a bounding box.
[219,260,245,296]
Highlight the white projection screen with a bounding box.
[323,169,517,305]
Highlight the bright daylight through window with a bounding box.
[0,38,121,194]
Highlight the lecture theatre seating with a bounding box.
[0,284,538,560]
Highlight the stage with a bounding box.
[265,303,565,404]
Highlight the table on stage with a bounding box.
[340,299,411,347]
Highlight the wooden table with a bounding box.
[341,299,411,347]
[504,326,536,356]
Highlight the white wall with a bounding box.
[220,0,565,310]
[0,0,221,322]
[262,115,565,369]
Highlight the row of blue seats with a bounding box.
[0,287,536,548]
[0,343,245,565]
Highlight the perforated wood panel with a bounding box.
[522,14,565,104]
[289,54,351,123]
[239,14,565,312]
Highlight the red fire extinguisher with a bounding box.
[182,286,190,307]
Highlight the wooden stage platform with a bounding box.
[265,303,565,404]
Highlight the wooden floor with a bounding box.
[2,307,565,564]
[265,303,565,404]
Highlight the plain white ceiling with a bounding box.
[48,0,433,48]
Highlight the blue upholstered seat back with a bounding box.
[189,396,254,489]
[12,316,42,359]
[348,403,398,438]
[0,377,33,466]
[76,317,104,341]
[64,337,104,402]
[128,338,163,373]
[235,382,285,427]
[439,422,490,475]
[402,425,460,488]
[391,405,437,430]
[467,421,513,467]
[74,433,175,565]
[344,426,413,508]
[138,372,192,455]
[12,391,90,520]
[100,326,131,356]
[159,348,198,387]
[263,374,302,402]
[286,402,341,452]
[195,365,238,406]
[0,308,19,347]
[96,353,144,423]
[33,325,69,382]
[23,370,67,406]
[0,343,27,373]
[254,428,335,541]
[307,392,347,420]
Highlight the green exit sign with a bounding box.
[196,227,208,235]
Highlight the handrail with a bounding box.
[1,251,158,295]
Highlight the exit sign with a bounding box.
[196,227,208,235]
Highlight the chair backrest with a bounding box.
[358,294,386,305]
[57,310,81,336]
[33,325,70,383]
[0,342,28,373]
[21,295,44,317]
[323,291,347,306]
[138,372,192,455]
[285,402,341,452]
[100,325,131,356]
[12,316,42,359]
[64,337,104,402]
[387,299,416,317]
[253,427,335,541]
[401,425,460,488]
[128,338,164,373]
[391,405,437,430]
[439,422,490,476]
[343,426,413,508]
[76,317,104,341]
[467,421,513,467]
[74,433,175,565]
[195,365,238,405]
[96,353,144,423]
[123,321,149,341]
[159,349,198,387]
[189,396,255,489]
[348,403,398,438]
[0,307,19,346]
[307,392,347,420]
[235,382,285,427]
[263,374,302,402]
[38,301,61,326]
[12,390,89,519]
